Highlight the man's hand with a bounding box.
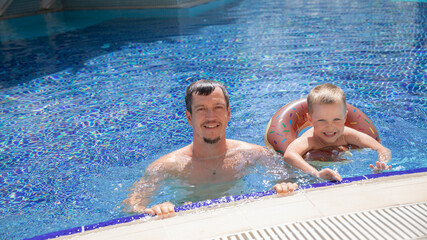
[317,168,342,181]
[145,202,176,219]
[273,182,298,195]
[370,161,392,173]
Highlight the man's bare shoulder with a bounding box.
[146,145,192,173]
[226,139,272,157]
[226,139,265,150]
[226,139,276,167]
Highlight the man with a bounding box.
[123,80,297,218]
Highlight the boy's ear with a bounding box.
[344,109,348,120]
[186,110,193,126]
[307,113,312,123]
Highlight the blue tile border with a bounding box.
[84,214,150,231]
[25,167,427,240]
[24,227,83,240]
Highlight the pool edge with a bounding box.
[25,167,427,240]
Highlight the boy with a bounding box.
[283,83,391,181]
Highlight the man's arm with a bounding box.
[273,182,299,195]
[234,141,302,194]
[123,158,177,218]
[123,168,165,213]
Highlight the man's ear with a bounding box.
[344,109,348,121]
[227,105,231,121]
[186,110,192,126]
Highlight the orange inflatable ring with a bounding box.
[264,98,380,155]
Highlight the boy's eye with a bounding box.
[334,118,341,121]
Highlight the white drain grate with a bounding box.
[212,202,427,240]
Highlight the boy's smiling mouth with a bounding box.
[323,131,337,137]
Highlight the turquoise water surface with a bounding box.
[0,0,426,239]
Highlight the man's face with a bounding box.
[308,102,347,144]
[186,87,231,144]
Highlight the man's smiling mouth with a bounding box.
[203,123,220,129]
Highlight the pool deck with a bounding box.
[59,170,427,240]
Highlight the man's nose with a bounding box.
[205,108,215,118]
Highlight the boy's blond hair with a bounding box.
[307,83,346,114]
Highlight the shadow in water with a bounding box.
[0,0,242,89]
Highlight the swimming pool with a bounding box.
[0,0,426,239]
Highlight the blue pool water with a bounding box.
[1,0,426,239]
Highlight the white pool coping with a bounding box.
[59,171,427,240]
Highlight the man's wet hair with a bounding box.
[185,80,229,114]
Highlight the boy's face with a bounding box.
[308,102,347,144]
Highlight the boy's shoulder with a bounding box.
[299,127,314,138]
[288,129,315,152]
[342,126,366,136]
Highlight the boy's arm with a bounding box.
[345,128,391,162]
[283,138,342,181]
[345,128,392,171]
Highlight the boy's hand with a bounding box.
[378,148,391,162]
[273,182,298,195]
[317,168,342,182]
[370,161,392,173]
[372,147,391,173]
